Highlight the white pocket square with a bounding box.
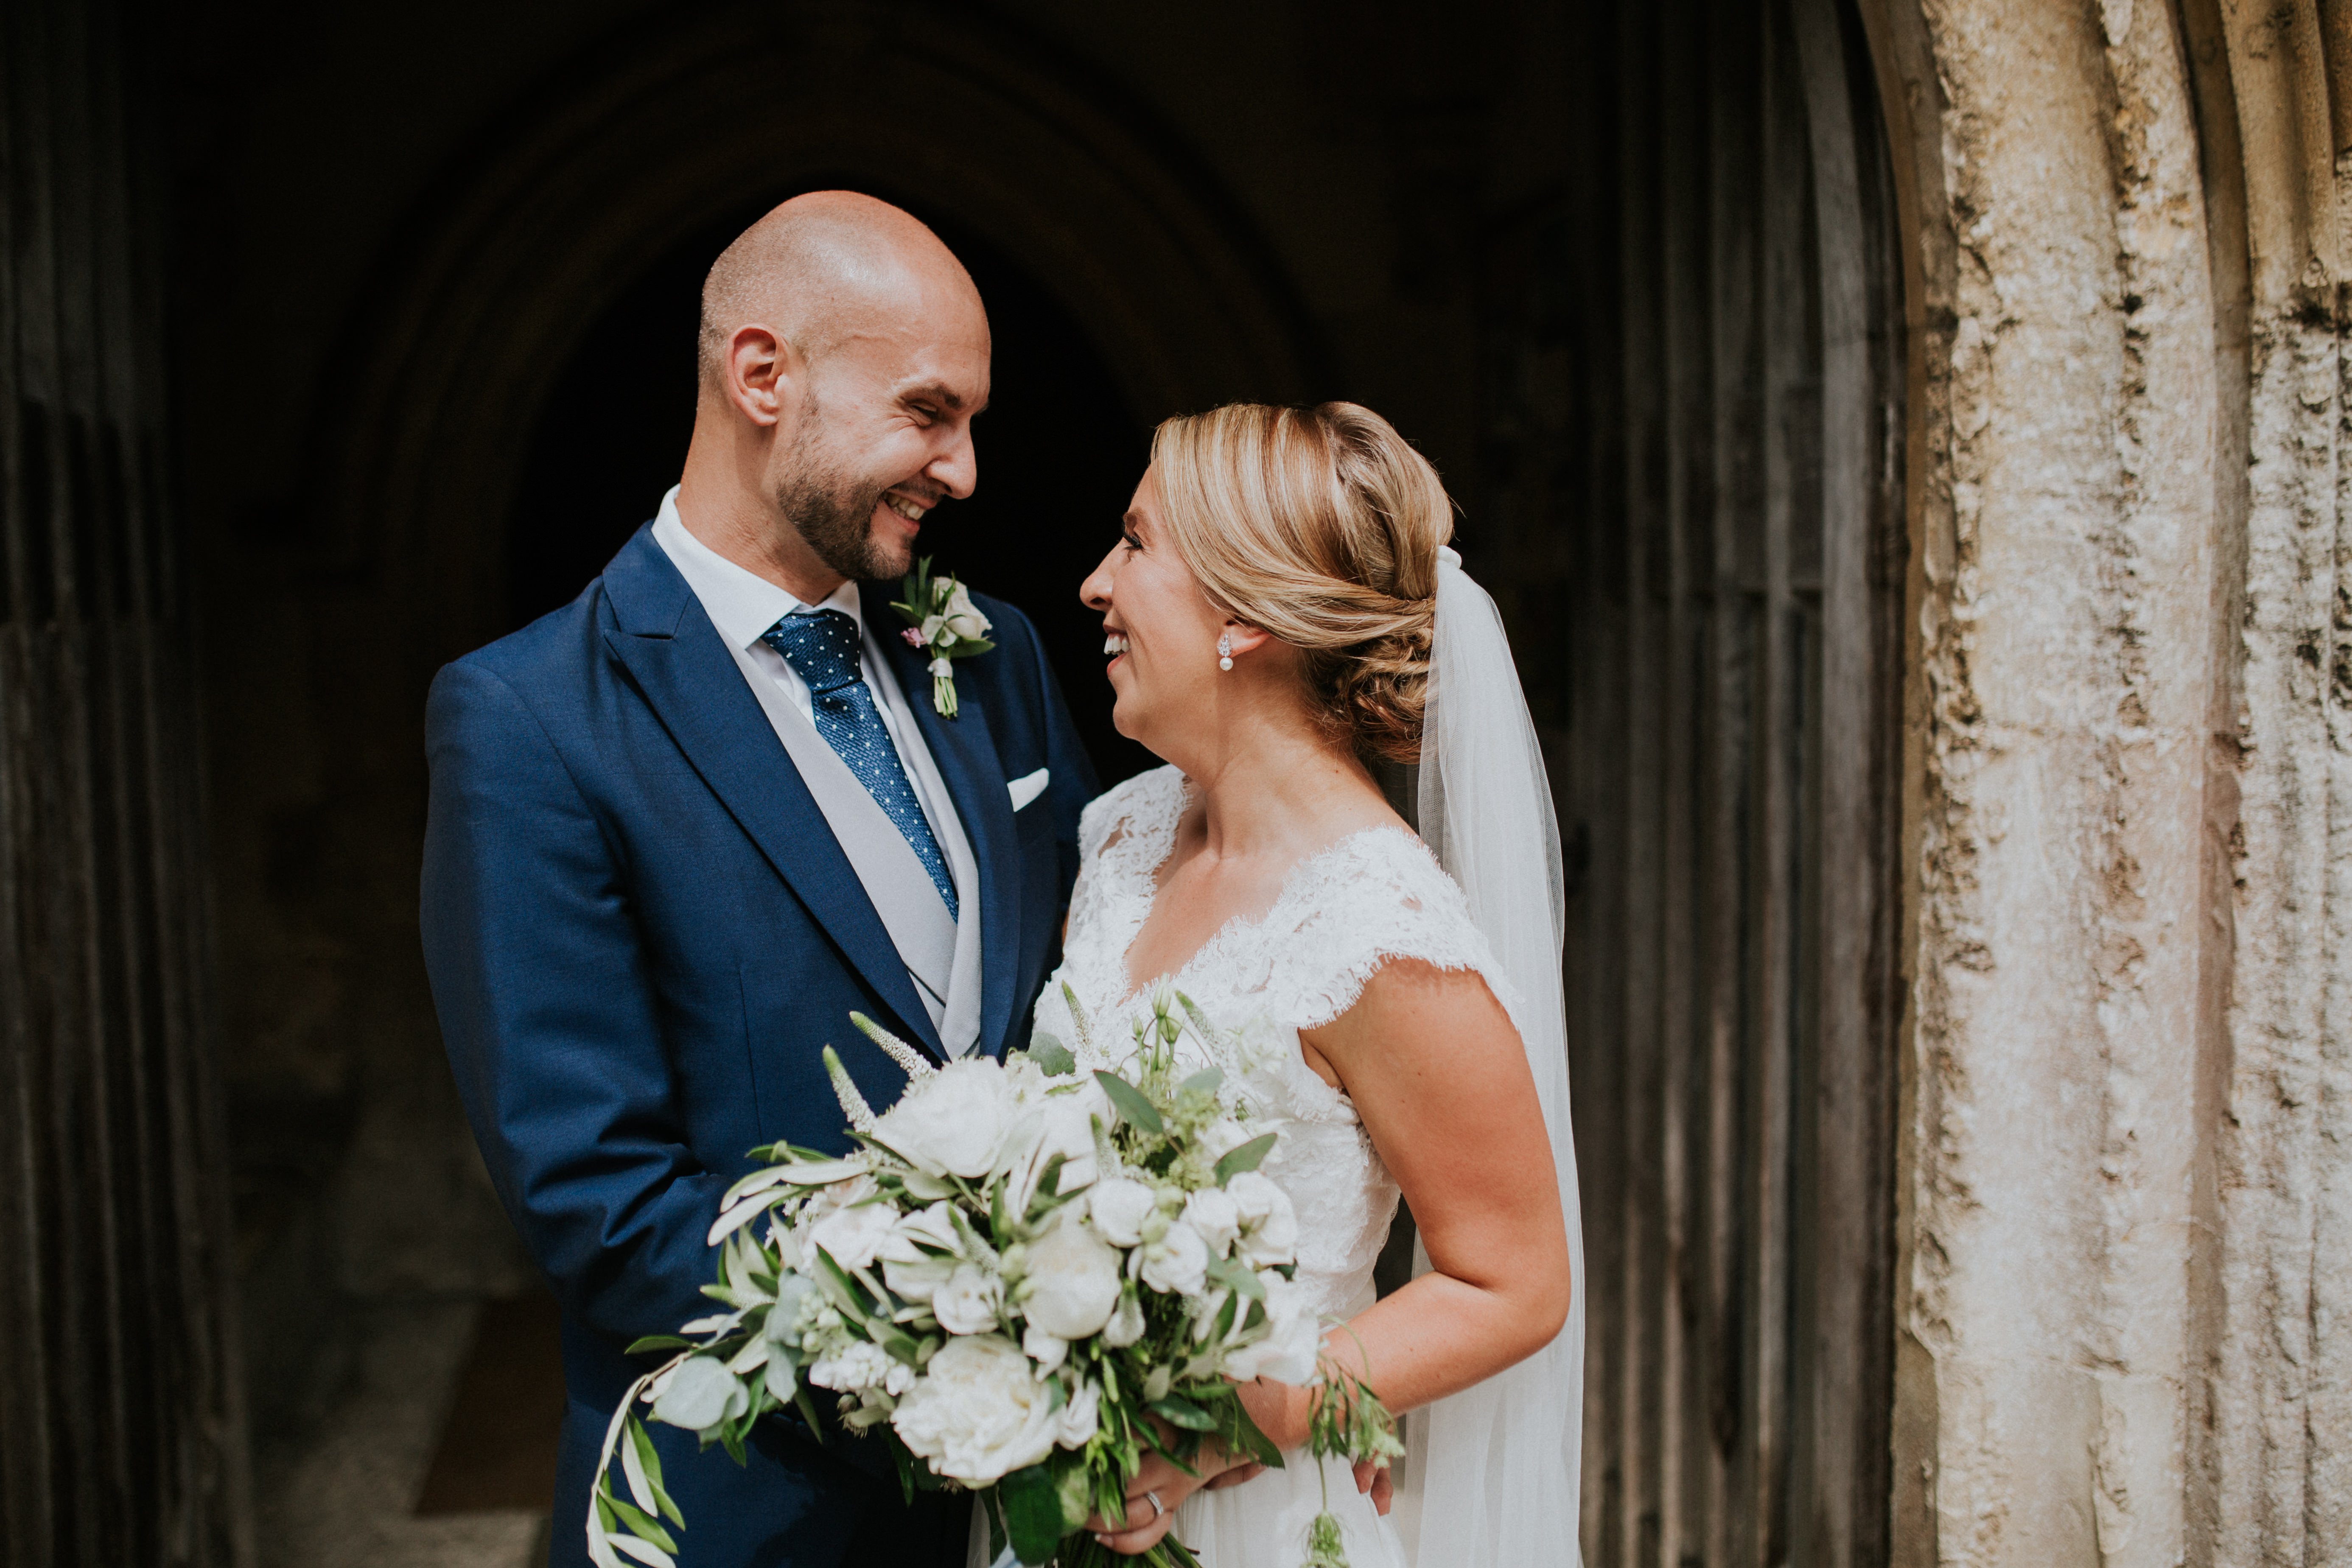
[1007,767,1050,811]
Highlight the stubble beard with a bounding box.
[775,410,909,583]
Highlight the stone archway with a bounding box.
[306,4,1321,669]
[228,0,1328,1493]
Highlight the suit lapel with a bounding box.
[600,529,946,1059]
[867,583,1023,1058]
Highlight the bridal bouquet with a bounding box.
[586,985,1401,1568]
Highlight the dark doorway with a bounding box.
[505,187,1160,787]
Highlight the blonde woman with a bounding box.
[1017,403,1585,1567]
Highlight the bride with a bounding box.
[1010,401,1586,1567]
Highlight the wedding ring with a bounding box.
[1142,1490,1165,1521]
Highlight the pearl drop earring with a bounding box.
[1217,631,1234,672]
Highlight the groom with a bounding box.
[421,192,1095,1566]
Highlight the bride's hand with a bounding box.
[1085,1444,1212,1556]
[1353,1458,1394,1516]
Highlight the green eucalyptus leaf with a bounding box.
[1179,1066,1225,1099]
[997,1462,1068,1565]
[1093,1070,1165,1135]
[1028,1031,1076,1076]
[1212,1132,1279,1183]
[1147,1394,1217,1431]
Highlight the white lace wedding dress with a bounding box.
[993,763,1518,1568]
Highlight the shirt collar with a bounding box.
[651,485,865,652]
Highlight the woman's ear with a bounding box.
[1222,619,1277,657]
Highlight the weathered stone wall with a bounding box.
[1868,0,2352,1560]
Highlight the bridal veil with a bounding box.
[1398,545,1586,1567]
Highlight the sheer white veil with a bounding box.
[1394,545,1586,1566]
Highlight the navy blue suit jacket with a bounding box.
[420,526,1096,1567]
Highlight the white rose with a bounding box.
[942,582,992,642]
[1229,1171,1299,1266]
[1023,1323,1068,1371]
[1182,1188,1241,1257]
[878,1201,963,1304]
[873,1059,1021,1179]
[1019,1209,1122,1339]
[651,1356,748,1431]
[890,1334,1061,1484]
[1087,1177,1156,1246]
[1010,1083,1111,1215]
[1056,1379,1101,1449]
[933,1263,1004,1335]
[1139,1220,1210,1297]
[805,1198,898,1272]
[1103,1288,1145,1348]
[1223,1277,1322,1385]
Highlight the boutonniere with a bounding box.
[891,556,994,717]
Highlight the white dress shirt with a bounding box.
[651,487,983,1051]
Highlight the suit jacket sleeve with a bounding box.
[420,658,723,1344]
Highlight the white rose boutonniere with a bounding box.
[891,556,994,717]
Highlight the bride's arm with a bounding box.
[1088,958,1570,1554]
[1268,956,1572,1430]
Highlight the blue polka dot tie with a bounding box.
[762,609,957,918]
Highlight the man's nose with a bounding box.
[928,426,978,501]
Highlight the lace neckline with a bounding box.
[1112,775,1418,1008]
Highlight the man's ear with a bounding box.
[725,325,798,428]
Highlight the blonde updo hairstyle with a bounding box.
[1149,401,1453,763]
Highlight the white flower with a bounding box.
[1023,1323,1068,1371]
[1103,1288,1145,1348]
[1087,1177,1156,1246]
[1139,1220,1210,1297]
[652,1356,748,1431]
[805,1199,898,1272]
[1009,1080,1112,1215]
[1020,1209,1122,1339]
[809,1338,900,1394]
[873,1059,1021,1179]
[933,1263,1004,1335]
[890,1334,1062,1484]
[1055,1379,1100,1449]
[802,1172,879,1216]
[765,1276,818,1349]
[942,582,991,642]
[1194,1116,1257,1168]
[1229,1171,1299,1266]
[1223,1277,1322,1385]
[878,1201,963,1304]
[1182,1188,1241,1257]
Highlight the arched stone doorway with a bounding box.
[223,1,1914,1562]
[230,6,1329,1553]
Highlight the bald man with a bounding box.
[421,193,1096,1568]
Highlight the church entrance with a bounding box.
[0,2,1913,1563]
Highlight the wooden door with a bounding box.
[1480,0,1906,1562]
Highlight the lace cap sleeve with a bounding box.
[1266,829,1522,1031]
